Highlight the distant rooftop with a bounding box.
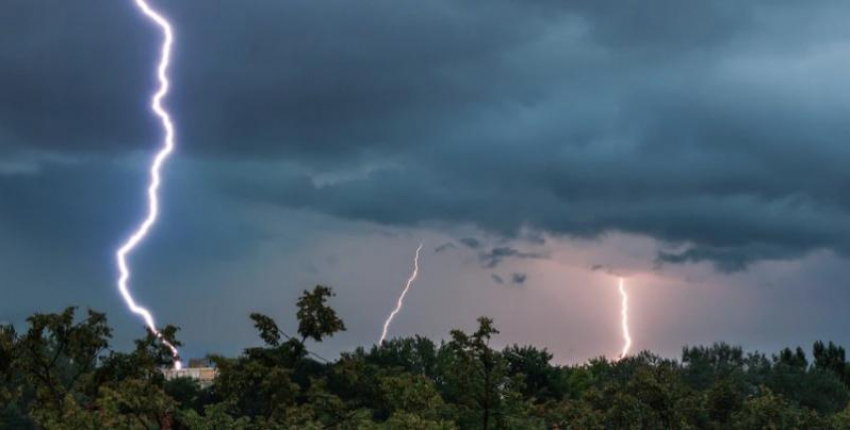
[161,364,216,388]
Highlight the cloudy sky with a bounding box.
[3,0,850,363]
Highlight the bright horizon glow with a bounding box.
[116,0,181,370]
[618,277,632,359]
[379,243,423,344]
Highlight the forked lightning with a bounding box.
[379,244,423,344]
[618,278,631,359]
[115,0,181,369]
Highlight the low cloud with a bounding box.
[434,242,456,253]
[479,247,548,269]
[511,273,528,285]
[459,238,482,249]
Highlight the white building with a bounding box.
[161,367,217,388]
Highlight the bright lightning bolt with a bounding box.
[379,243,423,344]
[115,0,181,370]
[618,277,632,359]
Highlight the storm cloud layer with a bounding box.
[3,0,850,271]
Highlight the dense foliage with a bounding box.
[3,286,850,429]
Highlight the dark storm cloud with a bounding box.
[4,0,850,270]
[490,272,527,286]
[656,243,810,274]
[478,247,547,269]
[511,273,527,286]
[433,242,455,253]
[459,238,482,249]
[0,2,157,154]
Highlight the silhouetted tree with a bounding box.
[296,285,346,343]
[4,293,850,429]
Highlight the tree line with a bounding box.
[2,285,850,429]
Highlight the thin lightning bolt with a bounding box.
[115,0,181,369]
[618,277,632,359]
[379,243,423,344]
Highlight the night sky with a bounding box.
[3,0,850,363]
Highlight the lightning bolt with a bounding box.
[115,0,181,369]
[618,277,632,359]
[379,243,423,344]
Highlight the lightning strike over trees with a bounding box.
[379,243,423,344]
[114,0,181,369]
[618,277,632,359]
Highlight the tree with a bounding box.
[93,379,178,429]
[250,313,282,347]
[503,344,565,402]
[706,377,742,425]
[211,286,347,426]
[730,388,831,429]
[367,336,438,378]
[96,324,182,386]
[379,373,448,426]
[543,399,604,430]
[4,298,850,428]
[0,324,15,401]
[439,317,524,429]
[297,285,346,343]
[14,307,111,417]
[179,402,251,430]
[767,355,848,415]
[681,343,745,391]
[813,341,848,386]
[776,347,808,369]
